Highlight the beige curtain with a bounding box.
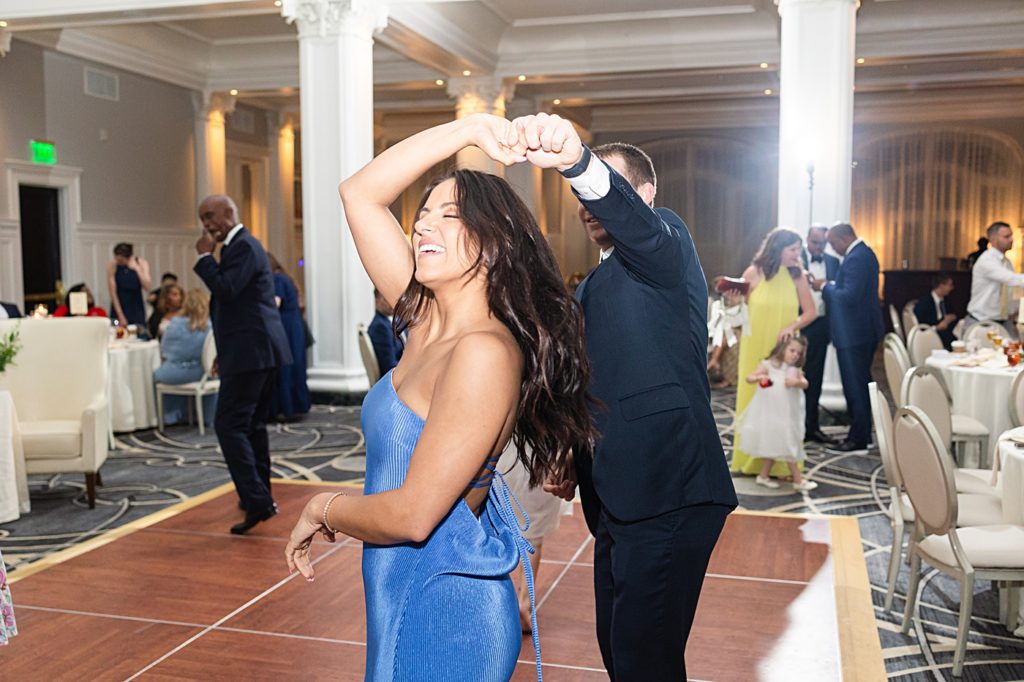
[851,128,1024,271]
[643,136,777,281]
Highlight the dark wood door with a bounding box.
[19,184,62,313]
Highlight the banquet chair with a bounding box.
[963,319,1004,346]
[155,332,219,436]
[889,304,904,342]
[357,323,381,385]
[893,405,1024,677]
[869,384,1003,613]
[0,318,109,509]
[901,301,919,342]
[906,324,943,365]
[901,366,990,468]
[1009,370,1024,428]
[883,334,911,402]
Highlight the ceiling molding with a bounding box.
[511,5,759,29]
[857,23,1024,59]
[387,3,498,74]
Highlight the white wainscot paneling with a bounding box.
[76,223,200,311]
[0,218,22,304]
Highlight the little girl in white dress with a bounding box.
[737,336,818,491]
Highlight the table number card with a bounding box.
[69,292,88,316]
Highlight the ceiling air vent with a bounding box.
[84,67,119,102]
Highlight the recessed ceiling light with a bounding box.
[517,74,526,81]
[435,79,444,86]
[462,69,471,76]
[273,0,281,6]
[552,98,561,105]
[229,89,239,96]
[856,57,865,64]
[0,21,8,28]
[763,89,773,95]
[759,62,768,69]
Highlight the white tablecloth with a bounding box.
[925,351,1022,442]
[0,390,29,523]
[108,340,161,432]
[996,430,1024,637]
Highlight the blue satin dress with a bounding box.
[360,370,542,681]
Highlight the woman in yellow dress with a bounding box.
[732,227,817,478]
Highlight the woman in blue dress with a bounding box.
[284,113,595,681]
[268,253,310,420]
[106,242,150,330]
[153,289,215,426]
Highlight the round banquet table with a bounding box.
[0,390,29,524]
[995,429,1024,637]
[108,340,161,432]
[925,351,1023,445]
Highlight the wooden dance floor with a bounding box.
[3,480,883,681]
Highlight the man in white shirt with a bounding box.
[966,221,1024,337]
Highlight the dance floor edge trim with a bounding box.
[7,479,885,681]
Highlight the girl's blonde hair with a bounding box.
[766,335,808,368]
[182,288,210,331]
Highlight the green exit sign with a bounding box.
[30,139,56,165]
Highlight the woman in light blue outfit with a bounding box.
[154,289,216,427]
[283,114,596,680]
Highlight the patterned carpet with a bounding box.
[2,390,1023,681]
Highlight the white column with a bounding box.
[283,0,387,393]
[0,30,12,58]
[447,76,514,174]
[266,110,297,274]
[776,0,858,231]
[192,90,235,201]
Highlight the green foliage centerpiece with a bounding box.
[0,325,21,374]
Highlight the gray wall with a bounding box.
[0,39,48,215]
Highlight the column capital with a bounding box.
[282,0,388,40]
[0,30,12,58]
[446,75,515,117]
[192,90,237,120]
[775,0,859,14]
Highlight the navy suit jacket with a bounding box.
[368,311,403,376]
[914,294,955,348]
[822,242,885,349]
[573,162,737,527]
[1,302,21,318]
[194,227,292,377]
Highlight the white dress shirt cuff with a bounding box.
[564,151,611,201]
[196,252,213,265]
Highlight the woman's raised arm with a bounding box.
[338,113,523,306]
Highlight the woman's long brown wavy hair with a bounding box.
[751,227,803,280]
[393,169,598,487]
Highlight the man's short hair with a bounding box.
[987,221,1011,238]
[828,222,856,241]
[113,242,133,257]
[593,142,656,192]
[161,272,178,282]
[932,273,953,289]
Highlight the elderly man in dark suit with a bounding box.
[517,112,737,681]
[801,225,841,444]
[816,223,885,452]
[195,194,292,534]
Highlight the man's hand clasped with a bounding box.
[472,111,584,171]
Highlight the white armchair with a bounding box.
[0,318,110,508]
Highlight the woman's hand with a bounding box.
[543,451,577,501]
[284,493,337,581]
[510,112,584,171]
[467,113,527,166]
[777,324,796,343]
[117,314,128,328]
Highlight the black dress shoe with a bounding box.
[826,440,868,453]
[805,430,837,445]
[230,503,278,535]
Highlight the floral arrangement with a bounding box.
[0,325,21,374]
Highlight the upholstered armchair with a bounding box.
[0,318,109,508]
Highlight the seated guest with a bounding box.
[966,237,988,269]
[967,221,1024,337]
[148,283,184,339]
[147,272,179,332]
[52,283,109,318]
[153,289,215,427]
[367,288,403,376]
[0,302,21,319]
[914,274,957,349]
[268,253,310,420]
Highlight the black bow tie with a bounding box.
[810,255,824,263]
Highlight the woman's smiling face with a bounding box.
[412,179,481,289]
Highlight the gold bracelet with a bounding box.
[322,492,344,534]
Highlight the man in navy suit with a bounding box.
[0,302,21,318]
[194,195,292,534]
[518,112,737,681]
[913,274,957,349]
[368,289,403,376]
[817,223,884,452]
[801,225,841,444]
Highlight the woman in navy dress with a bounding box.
[106,242,150,329]
[268,253,310,419]
[284,114,595,680]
